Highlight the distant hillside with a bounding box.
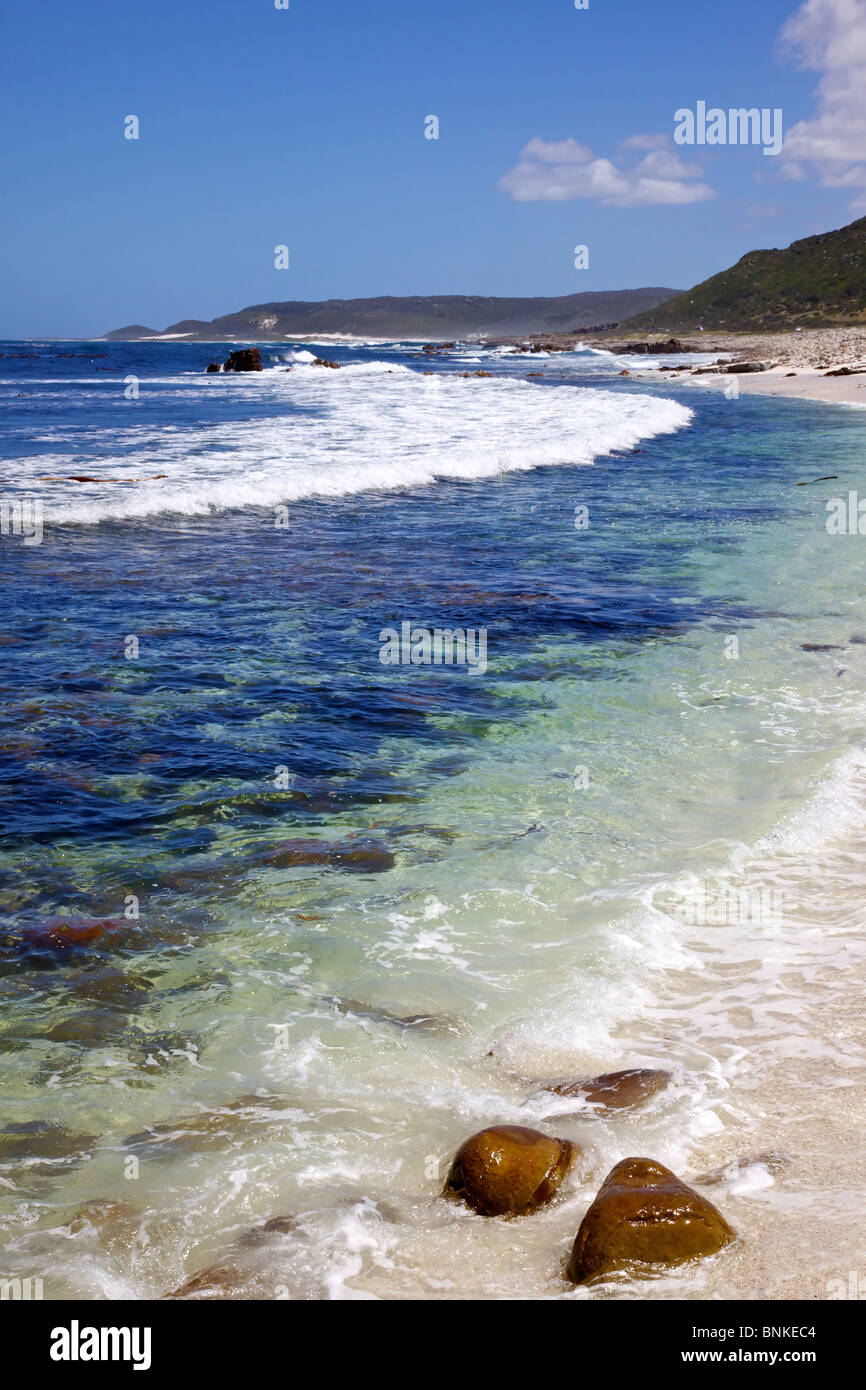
[624,217,866,332]
[105,289,680,342]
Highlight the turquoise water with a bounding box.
[1,339,865,1298]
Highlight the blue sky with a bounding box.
[1,0,864,337]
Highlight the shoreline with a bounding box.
[489,326,866,409]
[609,327,866,408]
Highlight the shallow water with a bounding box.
[1,338,865,1299]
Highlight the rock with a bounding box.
[526,372,544,378]
[608,339,692,355]
[0,1121,95,1164]
[545,1068,670,1111]
[825,365,866,377]
[261,839,395,874]
[693,1151,792,1186]
[726,361,768,374]
[801,643,844,652]
[68,1198,140,1234]
[566,1157,735,1284]
[205,362,221,373]
[125,1093,289,1160]
[474,369,493,378]
[223,348,263,373]
[67,1199,142,1253]
[445,1124,575,1217]
[19,916,127,954]
[325,995,453,1034]
[47,1009,118,1046]
[164,1265,245,1300]
[312,357,340,369]
[618,369,630,376]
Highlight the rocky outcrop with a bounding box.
[608,338,694,355]
[445,1124,575,1217]
[566,1157,735,1284]
[206,362,221,373]
[545,1068,670,1111]
[312,357,340,368]
[223,348,263,372]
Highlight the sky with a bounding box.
[1,0,865,337]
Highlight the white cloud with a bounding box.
[779,0,866,210]
[499,135,716,207]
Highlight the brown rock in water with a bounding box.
[262,839,395,873]
[164,1264,245,1300]
[0,1120,95,1164]
[223,348,263,372]
[312,357,340,368]
[566,1157,735,1284]
[546,1068,670,1112]
[474,369,493,377]
[69,1198,140,1234]
[206,362,221,373]
[20,916,127,952]
[445,1125,575,1217]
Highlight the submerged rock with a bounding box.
[0,1120,95,1165]
[238,1214,299,1246]
[312,357,340,368]
[68,1198,141,1234]
[164,1264,246,1300]
[125,1093,289,1159]
[445,1125,575,1217]
[325,995,456,1034]
[205,362,221,373]
[694,1151,793,1186]
[19,916,127,953]
[545,1068,671,1112]
[262,838,395,874]
[223,348,263,372]
[566,1157,735,1284]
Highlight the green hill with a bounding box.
[624,217,866,332]
[105,289,679,342]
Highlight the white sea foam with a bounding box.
[21,368,692,525]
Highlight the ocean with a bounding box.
[2,337,866,1300]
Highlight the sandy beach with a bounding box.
[583,327,866,407]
